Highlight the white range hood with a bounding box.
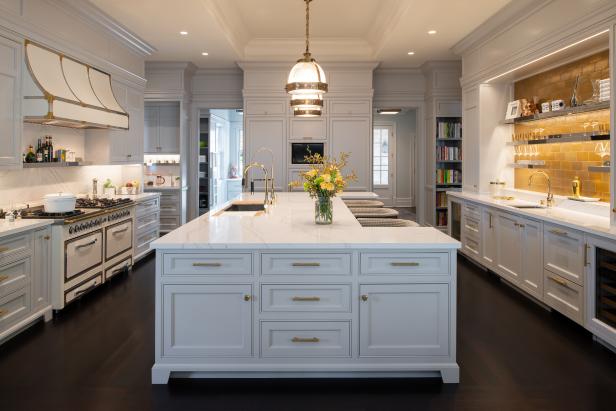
[23,41,129,130]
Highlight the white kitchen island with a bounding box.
[150,192,460,384]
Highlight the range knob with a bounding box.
[69,227,73,234]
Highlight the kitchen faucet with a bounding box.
[242,162,272,207]
[528,171,554,207]
[252,147,276,204]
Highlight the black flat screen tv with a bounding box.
[291,143,324,164]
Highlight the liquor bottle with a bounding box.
[36,138,43,163]
[24,145,36,163]
[42,136,49,162]
[48,136,54,162]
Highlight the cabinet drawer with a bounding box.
[105,220,133,261]
[330,100,370,115]
[164,253,253,275]
[65,231,103,281]
[463,214,480,235]
[64,272,103,305]
[0,257,31,298]
[360,253,449,275]
[0,232,32,263]
[0,287,31,332]
[261,284,351,313]
[105,256,132,281]
[261,254,351,276]
[260,321,351,358]
[160,216,180,232]
[543,270,583,325]
[136,197,160,217]
[135,227,159,257]
[462,234,480,258]
[463,202,481,220]
[160,203,180,216]
[160,192,180,203]
[544,224,585,285]
[136,211,160,232]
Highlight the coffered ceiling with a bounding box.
[89,0,512,68]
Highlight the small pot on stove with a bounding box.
[43,192,77,213]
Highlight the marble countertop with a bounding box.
[449,191,616,240]
[0,219,53,238]
[107,192,160,201]
[152,192,459,250]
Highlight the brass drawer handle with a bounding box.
[76,239,97,249]
[244,294,251,301]
[390,262,420,267]
[44,235,50,240]
[112,227,129,235]
[292,296,321,302]
[549,276,571,289]
[361,294,368,301]
[0,246,9,252]
[291,337,320,343]
[549,229,568,236]
[0,275,9,283]
[192,262,222,267]
[292,262,320,267]
[0,309,6,317]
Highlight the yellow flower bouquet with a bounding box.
[290,152,356,224]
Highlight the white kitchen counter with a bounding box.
[448,191,616,240]
[110,192,160,201]
[0,219,53,238]
[152,192,458,250]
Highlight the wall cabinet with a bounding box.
[330,117,371,190]
[245,116,286,191]
[0,35,21,168]
[145,104,180,154]
[289,118,327,141]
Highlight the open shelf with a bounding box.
[508,161,547,169]
[506,132,609,146]
[504,101,610,124]
[22,161,83,168]
[588,165,610,173]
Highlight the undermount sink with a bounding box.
[510,204,547,209]
[223,203,265,212]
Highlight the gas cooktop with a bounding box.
[75,197,133,209]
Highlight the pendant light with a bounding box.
[285,0,328,117]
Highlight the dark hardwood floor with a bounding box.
[1,254,615,411]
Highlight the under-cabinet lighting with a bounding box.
[485,29,609,83]
[407,51,415,55]
[180,31,188,36]
[377,108,402,115]
[427,30,437,35]
[201,52,209,56]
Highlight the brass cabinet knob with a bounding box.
[244,294,251,301]
[44,235,50,240]
[0,275,9,283]
[361,295,368,302]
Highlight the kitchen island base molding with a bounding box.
[151,365,460,384]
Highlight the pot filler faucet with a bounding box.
[528,171,554,207]
[242,162,272,207]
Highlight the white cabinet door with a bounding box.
[481,208,497,269]
[495,212,522,284]
[144,106,159,154]
[519,217,543,299]
[32,227,50,310]
[330,117,370,190]
[0,36,21,168]
[158,104,180,153]
[289,118,327,140]
[245,117,286,191]
[359,284,449,357]
[162,284,253,357]
[543,223,585,286]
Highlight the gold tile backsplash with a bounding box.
[513,51,611,201]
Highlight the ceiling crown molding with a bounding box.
[367,0,412,57]
[57,0,156,56]
[202,0,249,59]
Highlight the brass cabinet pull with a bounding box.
[390,262,419,267]
[292,296,321,302]
[43,235,50,240]
[549,228,568,236]
[291,337,320,343]
[192,262,222,267]
[0,309,6,317]
[519,223,525,228]
[76,239,97,249]
[361,294,368,301]
[584,243,589,267]
[243,294,251,301]
[0,246,9,252]
[549,276,570,289]
[0,275,9,283]
[112,227,129,235]
[488,213,493,229]
[292,262,320,267]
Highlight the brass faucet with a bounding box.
[253,147,276,204]
[242,162,272,207]
[528,171,554,207]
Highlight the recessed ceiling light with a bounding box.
[180,31,188,36]
[377,108,401,115]
[407,51,415,55]
[201,52,209,56]
[427,30,437,35]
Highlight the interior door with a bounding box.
[372,125,395,205]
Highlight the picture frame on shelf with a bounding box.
[505,100,522,120]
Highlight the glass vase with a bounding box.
[314,196,333,225]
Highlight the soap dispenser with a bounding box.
[571,176,581,198]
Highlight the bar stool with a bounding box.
[343,199,384,208]
[357,218,420,227]
[349,207,399,218]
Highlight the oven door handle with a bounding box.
[75,239,97,249]
[112,227,129,236]
[74,282,98,296]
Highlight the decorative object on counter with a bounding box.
[540,101,551,113]
[156,175,166,186]
[229,164,238,179]
[571,176,581,199]
[570,74,581,107]
[598,78,610,102]
[171,176,180,187]
[290,152,356,225]
[489,180,506,198]
[595,141,610,166]
[505,100,522,120]
[43,192,76,213]
[24,145,36,163]
[103,179,116,196]
[285,0,328,117]
[551,99,565,111]
[520,99,534,117]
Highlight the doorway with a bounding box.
[372,124,394,204]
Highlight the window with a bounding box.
[373,127,390,186]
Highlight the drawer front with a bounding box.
[330,100,370,116]
[0,287,31,332]
[544,224,585,285]
[105,220,133,261]
[463,202,481,220]
[65,231,103,281]
[164,253,253,275]
[0,232,32,263]
[260,321,351,358]
[160,216,180,231]
[245,100,286,116]
[360,253,449,275]
[105,256,132,280]
[261,284,351,313]
[136,211,160,232]
[543,270,583,325]
[64,272,103,305]
[463,214,480,235]
[0,257,31,298]
[261,254,352,276]
[136,197,160,217]
[160,192,180,204]
[462,234,480,258]
[135,227,159,257]
[160,203,180,216]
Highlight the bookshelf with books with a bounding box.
[435,117,462,229]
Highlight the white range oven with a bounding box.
[586,235,616,350]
